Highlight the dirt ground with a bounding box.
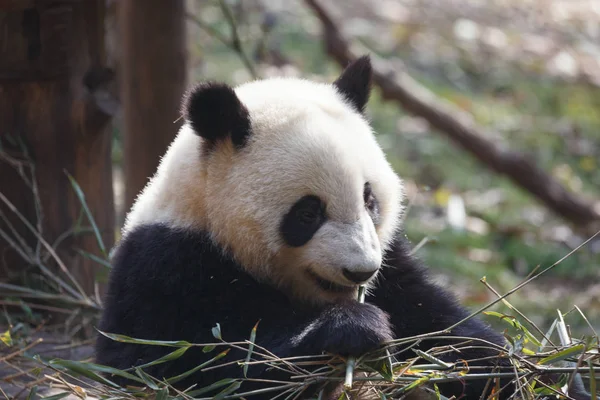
[0,327,94,399]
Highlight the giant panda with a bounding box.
[96,56,590,400]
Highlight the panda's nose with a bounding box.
[342,268,377,284]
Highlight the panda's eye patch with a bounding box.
[297,208,319,225]
[280,195,326,247]
[364,182,380,223]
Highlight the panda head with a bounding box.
[125,56,404,305]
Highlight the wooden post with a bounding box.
[0,1,115,298]
[118,0,188,215]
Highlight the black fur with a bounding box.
[182,82,251,149]
[96,224,391,397]
[363,182,380,225]
[333,55,372,113]
[96,224,577,400]
[280,195,327,247]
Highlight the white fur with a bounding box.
[123,77,404,304]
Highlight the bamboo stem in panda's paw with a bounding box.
[344,285,366,390]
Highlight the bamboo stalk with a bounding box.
[344,285,366,390]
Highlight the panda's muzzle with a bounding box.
[303,215,382,292]
[342,268,377,284]
[306,269,356,294]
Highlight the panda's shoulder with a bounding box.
[113,223,209,263]
[108,224,238,290]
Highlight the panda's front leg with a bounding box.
[274,301,393,358]
[238,301,392,400]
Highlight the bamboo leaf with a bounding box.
[364,351,394,381]
[166,349,230,385]
[538,344,585,365]
[384,348,394,381]
[212,323,222,340]
[50,359,142,383]
[484,311,542,347]
[135,346,189,369]
[97,330,191,347]
[185,378,238,397]
[155,388,169,400]
[541,319,558,349]
[1,329,13,347]
[243,321,259,377]
[66,172,107,258]
[212,380,242,400]
[337,391,350,400]
[521,348,536,355]
[26,386,38,400]
[434,383,453,400]
[134,367,159,390]
[203,344,216,353]
[48,359,121,388]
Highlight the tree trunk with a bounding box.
[0,1,115,298]
[118,0,188,217]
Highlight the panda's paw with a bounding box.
[303,302,393,357]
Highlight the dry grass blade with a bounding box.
[409,236,430,256]
[445,230,600,333]
[217,0,258,79]
[65,172,108,259]
[0,339,43,363]
[480,278,554,348]
[0,191,90,303]
[0,283,100,310]
[589,360,597,400]
[0,209,33,259]
[186,1,258,80]
[573,306,599,339]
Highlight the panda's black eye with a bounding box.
[296,208,319,225]
[364,182,380,222]
[281,195,326,247]
[363,183,374,209]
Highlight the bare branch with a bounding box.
[304,0,600,231]
[187,1,258,79]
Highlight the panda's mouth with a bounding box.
[306,269,356,294]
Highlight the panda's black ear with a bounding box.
[333,55,372,113]
[182,82,251,149]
